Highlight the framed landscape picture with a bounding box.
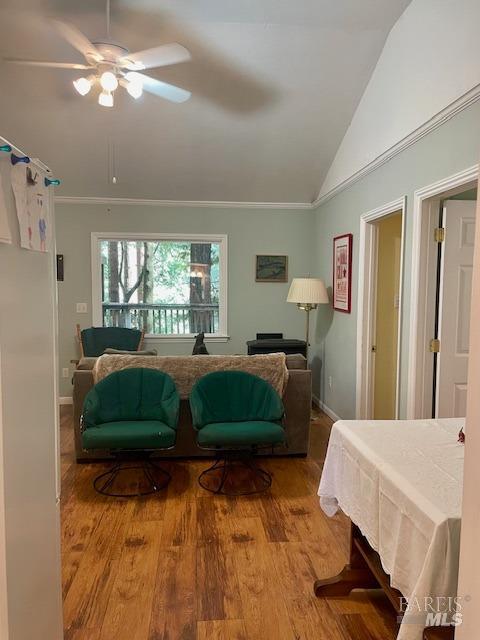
[255,255,288,282]
[333,234,352,313]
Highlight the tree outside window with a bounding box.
[100,239,221,336]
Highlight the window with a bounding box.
[91,233,228,338]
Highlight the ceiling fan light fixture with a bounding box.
[98,90,114,107]
[7,5,193,108]
[73,76,92,96]
[100,70,118,92]
[124,71,142,83]
[126,79,143,99]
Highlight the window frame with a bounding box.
[91,231,229,341]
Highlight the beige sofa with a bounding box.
[72,354,312,461]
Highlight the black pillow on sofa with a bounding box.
[192,332,209,355]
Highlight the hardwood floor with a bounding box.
[60,406,399,640]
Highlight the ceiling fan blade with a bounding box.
[3,58,93,70]
[121,43,191,70]
[53,19,102,63]
[128,72,191,103]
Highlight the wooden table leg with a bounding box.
[314,523,380,597]
[423,627,455,640]
[314,522,456,639]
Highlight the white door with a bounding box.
[437,200,476,417]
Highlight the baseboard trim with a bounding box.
[312,395,341,422]
[59,396,73,405]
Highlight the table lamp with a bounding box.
[287,278,329,359]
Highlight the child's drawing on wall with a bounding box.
[11,164,50,252]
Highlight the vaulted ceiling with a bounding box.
[0,0,412,203]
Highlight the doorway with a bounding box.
[408,171,478,419]
[356,198,406,420]
[372,213,403,419]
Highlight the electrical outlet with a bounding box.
[328,376,333,390]
[62,367,69,378]
[76,302,88,313]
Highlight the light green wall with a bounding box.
[56,101,480,406]
[56,204,314,396]
[311,100,480,419]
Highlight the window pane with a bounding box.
[100,239,221,335]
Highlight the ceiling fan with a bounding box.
[4,0,192,107]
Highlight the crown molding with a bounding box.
[54,195,315,211]
[312,83,480,208]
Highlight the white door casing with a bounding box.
[436,200,476,417]
[407,165,479,418]
[356,197,406,419]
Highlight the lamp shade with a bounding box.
[287,278,329,304]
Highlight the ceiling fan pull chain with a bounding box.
[106,0,111,39]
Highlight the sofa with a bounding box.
[72,353,312,461]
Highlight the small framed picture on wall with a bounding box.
[255,255,288,282]
[333,233,352,313]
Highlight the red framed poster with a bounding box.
[333,233,353,313]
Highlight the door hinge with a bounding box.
[429,338,440,353]
[434,227,445,243]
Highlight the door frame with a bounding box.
[407,164,479,418]
[356,196,406,419]
[0,351,9,639]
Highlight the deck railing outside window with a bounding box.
[102,302,220,335]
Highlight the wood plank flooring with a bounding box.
[60,406,399,640]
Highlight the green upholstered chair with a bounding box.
[81,368,179,497]
[76,324,144,359]
[189,370,286,495]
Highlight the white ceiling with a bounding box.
[0,0,412,203]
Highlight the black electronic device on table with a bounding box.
[247,333,307,357]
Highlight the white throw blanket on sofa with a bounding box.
[93,353,289,399]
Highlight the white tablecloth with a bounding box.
[318,418,464,640]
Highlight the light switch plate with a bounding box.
[76,302,88,313]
